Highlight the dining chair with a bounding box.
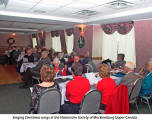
[140,92,152,113]
[129,78,142,113]
[79,90,101,114]
[38,89,61,114]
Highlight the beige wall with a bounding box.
[0,33,31,47]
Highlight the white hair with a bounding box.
[42,51,49,56]
[125,62,135,71]
[148,59,152,65]
[53,58,60,64]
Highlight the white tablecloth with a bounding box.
[20,63,36,73]
[57,72,121,105]
[30,72,121,105]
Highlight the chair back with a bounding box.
[88,61,97,72]
[79,90,101,114]
[129,78,142,101]
[38,89,61,114]
[85,64,93,73]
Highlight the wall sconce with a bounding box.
[75,24,87,37]
[11,33,16,36]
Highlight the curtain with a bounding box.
[102,31,118,62]
[51,30,67,52]
[31,34,38,47]
[52,36,62,52]
[117,27,136,65]
[101,27,136,65]
[102,21,134,35]
[60,30,67,52]
[66,28,74,36]
[45,32,52,49]
[32,38,37,48]
[65,33,74,54]
[38,31,46,46]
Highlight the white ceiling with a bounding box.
[0,0,152,33]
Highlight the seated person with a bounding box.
[82,51,91,65]
[29,65,59,114]
[138,59,151,77]
[66,54,87,75]
[73,55,87,73]
[97,64,116,110]
[32,48,41,62]
[139,60,152,97]
[10,46,18,64]
[112,53,126,69]
[53,58,66,76]
[23,48,34,63]
[120,62,140,95]
[61,63,90,114]
[65,52,75,75]
[20,51,51,88]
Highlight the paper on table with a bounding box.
[85,72,101,85]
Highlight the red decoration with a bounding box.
[101,21,134,35]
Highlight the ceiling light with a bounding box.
[0,0,9,7]
[104,0,133,9]
[33,10,47,14]
[74,10,98,16]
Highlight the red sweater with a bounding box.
[66,76,90,104]
[54,66,66,76]
[105,84,129,114]
[97,77,116,105]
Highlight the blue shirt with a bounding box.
[139,72,152,96]
[82,57,91,65]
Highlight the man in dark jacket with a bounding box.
[20,51,51,88]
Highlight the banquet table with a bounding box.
[20,63,36,73]
[55,72,121,105]
[30,72,122,105]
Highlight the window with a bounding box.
[52,36,62,52]
[32,38,37,48]
[65,34,74,54]
[101,27,136,65]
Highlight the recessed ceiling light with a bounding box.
[33,10,47,14]
[104,0,134,9]
[74,10,98,16]
[0,0,9,7]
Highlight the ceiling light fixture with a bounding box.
[33,10,47,14]
[0,0,9,7]
[104,0,133,9]
[74,10,98,16]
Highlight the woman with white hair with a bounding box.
[53,58,66,76]
[139,60,152,97]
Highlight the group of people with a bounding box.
[4,46,152,114]
[28,51,152,114]
[8,46,91,88]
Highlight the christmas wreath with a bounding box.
[7,37,15,46]
[78,36,85,48]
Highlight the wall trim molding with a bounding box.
[92,57,102,60]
